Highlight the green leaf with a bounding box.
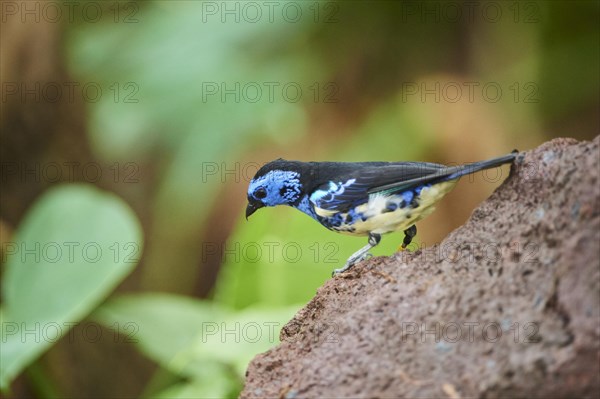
[92,293,225,378]
[0,184,143,389]
[150,364,240,399]
[93,294,298,391]
[189,306,299,376]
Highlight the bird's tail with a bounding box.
[367,151,518,194]
[444,151,518,181]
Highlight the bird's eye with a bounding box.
[255,187,267,199]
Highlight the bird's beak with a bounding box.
[246,202,263,220]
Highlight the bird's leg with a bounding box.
[333,233,381,276]
[401,224,417,250]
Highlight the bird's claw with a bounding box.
[332,252,373,276]
[362,253,373,261]
[397,244,408,252]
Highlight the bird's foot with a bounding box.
[332,233,381,277]
[332,262,352,276]
[332,252,373,276]
[400,225,417,250]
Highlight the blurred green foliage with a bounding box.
[92,294,297,398]
[1,185,142,388]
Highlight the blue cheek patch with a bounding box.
[249,170,302,207]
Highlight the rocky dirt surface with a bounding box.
[241,137,600,399]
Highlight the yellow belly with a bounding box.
[317,180,458,236]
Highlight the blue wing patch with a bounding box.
[309,178,371,212]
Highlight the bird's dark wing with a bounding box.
[308,162,447,212]
[306,153,516,213]
[367,152,517,193]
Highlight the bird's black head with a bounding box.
[246,159,306,219]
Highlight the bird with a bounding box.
[246,152,517,275]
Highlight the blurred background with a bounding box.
[1,0,598,397]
